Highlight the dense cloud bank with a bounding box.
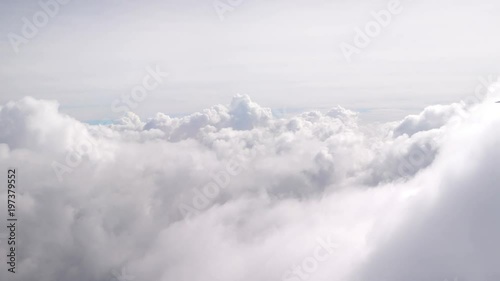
[1,90,500,281]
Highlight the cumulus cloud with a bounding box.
[1,90,500,281]
[393,102,468,137]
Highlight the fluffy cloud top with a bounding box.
[1,89,500,281]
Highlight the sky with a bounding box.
[1,0,500,122]
[3,1,500,280]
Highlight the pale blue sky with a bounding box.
[1,0,500,122]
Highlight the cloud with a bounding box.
[393,102,468,137]
[1,91,500,281]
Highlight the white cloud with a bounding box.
[1,90,500,281]
[393,102,468,137]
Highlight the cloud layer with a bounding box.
[1,89,500,281]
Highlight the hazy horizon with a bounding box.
[1,0,500,122]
